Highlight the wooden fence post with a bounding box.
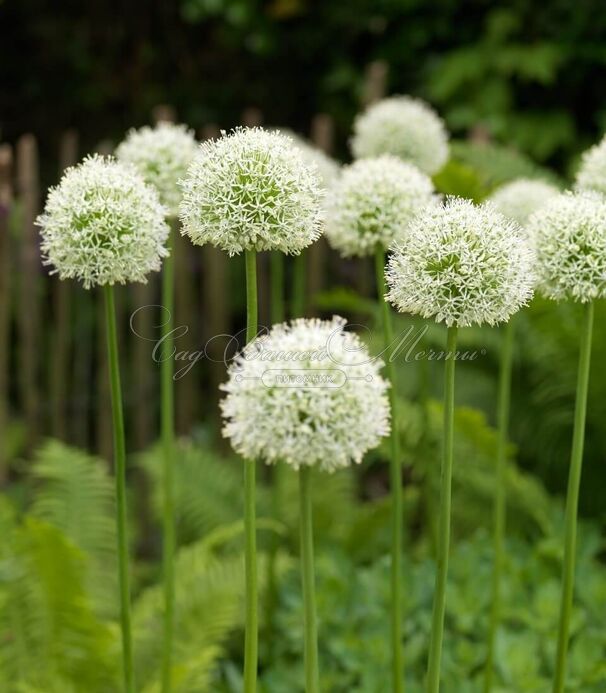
[16,134,41,451]
[0,144,13,477]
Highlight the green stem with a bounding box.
[161,223,176,693]
[483,318,515,693]
[291,252,306,319]
[244,250,258,693]
[299,466,319,693]
[270,251,285,324]
[553,301,594,693]
[374,246,404,692]
[103,284,135,693]
[426,325,457,693]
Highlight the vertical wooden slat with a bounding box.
[16,135,41,450]
[0,144,13,478]
[50,130,78,441]
[363,60,389,106]
[152,104,176,125]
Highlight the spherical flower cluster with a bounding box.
[37,155,169,289]
[386,197,535,327]
[575,135,606,195]
[488,178,560,227]
[280,130,340,190]
[351,96,449,175]
[221,317,390,472]
[116,122,198,215]
[324,156,435,257]
[179,127,323,255]
[527,190,606,303]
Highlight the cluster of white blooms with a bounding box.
[278,129,340,190]
[221,317,390,472]
[575,135,606,195]
[37,155,169,288]
[386,197,535,327]
[116,122,198,215]
[351,95,449,175]
[324,156,435,257]
[488,178,560,227]
[527,191,606,303]
[179,127,323,255]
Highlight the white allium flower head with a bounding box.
[116,122,198,215]
[279,129,340,190]
[488,178,560,227]
[324,155,436,257]
[575,135,606,195]
[527,190,606,303]
[351,95,449,175]
[386,197,535,327]
[179,127,323,255]
[221,317,390,472]
[37,154,169,289]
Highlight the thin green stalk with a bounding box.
[299,466,319,693]
[161,222,176,693]
[374,246,404,692]
[244,249,258,693]
[270,251,285,324]
[426,325,457,693]
[103,284,135,693]
[291,252,306,318]
[553,300,594,693]
[483,317,515,693]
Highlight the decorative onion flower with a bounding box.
[221,317,390,472]
[351,95,449,175]
[575,135,606,195]
[386,197,535,327]
[325,155,435,257]
[37,154,169,289]
[488,178,560,227]
[179,127,323,255]
[527,190,606,303]
[116,122,198,215]
[275,128,340,190]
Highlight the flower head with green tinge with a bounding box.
[179,127,323,255]
[386,197,535,327]
[351,95,449,175]
[527,190,606,303]
[221,317,390,472]
[488,178,560,227]
[324,155,435,257]
[278,129,340,190]
[37,154,169,289]
[575,135,606,195]
[116,122,198,215]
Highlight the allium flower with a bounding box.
[37,155,169,289]
[351,96,449,175]
[324,155,435,257]
[221,317,390,472]
[386,197,535,327]
[575,135,606,195]
[179,127,323,255]
[527,190,606,303]
[278,129,340,190]
[488,178,560,227]
[116,122,198,215]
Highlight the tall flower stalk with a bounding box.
[117,123,197,692]
[37,154,170,692]
[386,197,535,692]
[179,127,323,690]
[527,190,606,692]
[221,317,390,691]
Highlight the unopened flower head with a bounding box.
[351,95,449,175]
[575,135,606,195]
[221,317,390,472]
[527,190,606,303]
[179,127,323,255]
[488,178,560,227]
[325,155,435,257]
[37,154,169,289]
[386,197,535,327]
[116,122,198,215]
[278,129,340,190]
